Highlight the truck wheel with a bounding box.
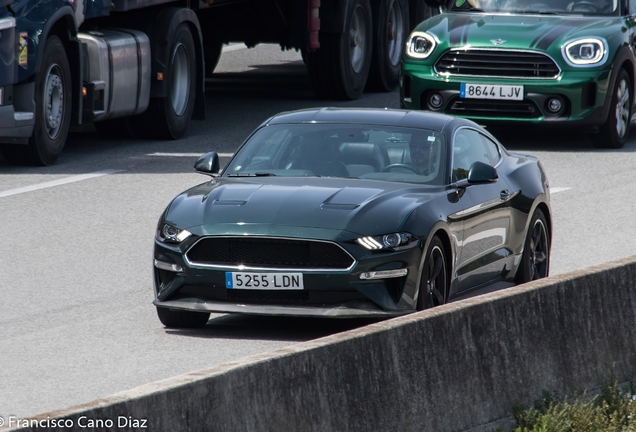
[367,0,409,92]
[3,36,71,165]
[306,0,373,100]
[145,23,197,140]
[593,69,631,149]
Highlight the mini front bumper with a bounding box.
[401,63,612,126]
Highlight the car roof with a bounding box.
[263,107,458,131]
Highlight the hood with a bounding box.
[164,177,442,237]
[419,12,621,59]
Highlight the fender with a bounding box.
[33,6,77,74]
[148,8,205,120]
[597,43,636,123]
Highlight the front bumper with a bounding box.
[401,63,612,127]
[153,235,424,317]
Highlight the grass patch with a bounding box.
[507,380,636,432]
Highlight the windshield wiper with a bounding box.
[227,172,277,177]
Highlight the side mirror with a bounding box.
[194,151,220,174]
[467,161,498,184]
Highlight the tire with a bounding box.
[416,235,448,311]
[516,208,550,284]
[593,69,631,149]
[3,36,72,166]
[366,0,409,92]
[306,0,373,100]
[156,307,210,328]
[141,24,197,140]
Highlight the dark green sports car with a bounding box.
[401,0,635,148]
[152,108,551,328]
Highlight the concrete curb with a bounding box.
[4,255,636,431]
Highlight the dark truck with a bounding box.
[0,0,436,165]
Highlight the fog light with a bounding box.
[359,269,408,280]
[429,93,443,110]
[154,259,183,272]
[547,98,563,113]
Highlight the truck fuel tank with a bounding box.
[78,29,151,122]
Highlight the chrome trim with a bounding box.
[359,269,408,280]
[14,112,34,121]
[561,37,609,68]
[154,259,184,273]
[0,17,16,31]
[184,235,357,272]
[434,48,562,80]
[154,298,411,318]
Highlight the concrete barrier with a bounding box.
[4,255,636,432]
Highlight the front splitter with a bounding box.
[153,298,413,318]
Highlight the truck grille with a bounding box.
[186,237,355,270]
[435,49,560,79]
[445,98,540,119]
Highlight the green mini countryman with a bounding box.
[400,0,636,148]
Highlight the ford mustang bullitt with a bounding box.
[153,108,551,328]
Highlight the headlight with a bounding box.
[357,233,418,251]
[156,223,192,243]
[562,38,608,67]
[406,32,437,59]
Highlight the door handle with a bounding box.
[500,189,511,201]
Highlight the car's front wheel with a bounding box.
[516,208,550,283]
[156,307,210,328]
[416,235,448,310]
[594,69,631,149]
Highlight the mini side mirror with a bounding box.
[467,161,498,184]
[194,151,220,174]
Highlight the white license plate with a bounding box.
[225,272,304,290]
[460,83,524,101]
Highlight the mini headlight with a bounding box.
[563,38,607,66]
[406,32,437,59]
[357,233,418,251]
[157,223,192,243]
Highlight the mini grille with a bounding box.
[186,237,354,269]
[446,99,540,119]
[435,50,560,78]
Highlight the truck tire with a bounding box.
[367,0,409,92]
[3,36,71,165]
[306,0,373,100]
[143,23,197,139]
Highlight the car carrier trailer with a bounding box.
[0,0,436,165]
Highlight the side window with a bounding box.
[452,129,496,181]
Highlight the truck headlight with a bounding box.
[562,38,607,66]
[406,32,437,59]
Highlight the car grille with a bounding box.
[435,49,560,79]
[445,98,540,119]
[186,237,355,270]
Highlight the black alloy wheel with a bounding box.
[417,235,448,310]
[516,208,550,283]
[156,307,210,328]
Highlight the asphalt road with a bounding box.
[1,43,635,421]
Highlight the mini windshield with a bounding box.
[450,0,618,15]
[223,124,447,185]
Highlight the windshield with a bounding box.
[450,0,618,15]
[223,124,447,185]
